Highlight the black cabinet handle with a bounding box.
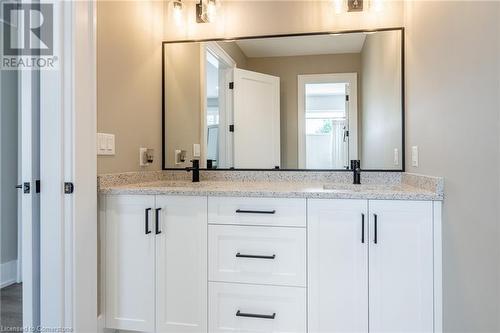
[361,213,365,243]
[145,208,152,234]
[236,253,276,260]
[236,310,276,320]
[155,208,162,234]
[235,209,276,214]
[374,214,378,244]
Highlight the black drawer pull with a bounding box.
[236,310,276,320]
[236,253,276,260]
[235,209,276,214]
[145,208,152,234]
[155,208,162,234]
[374,213,378,244]
[361,213,365,244]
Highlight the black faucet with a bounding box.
[186,159,200,182]
[351,160,361,185]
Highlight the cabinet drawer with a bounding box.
[208,197,306,227]
[209,282,306,333]
[209,225,306,287]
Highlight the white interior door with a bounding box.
[233,68,280,169]
[368,200,434,333]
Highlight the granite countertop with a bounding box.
[99,179,443,201]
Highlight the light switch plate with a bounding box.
[193,144,201,158]
[411,146,419,167]
[97,133,115,156]
[393,148,399,166]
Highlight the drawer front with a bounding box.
[209,282,306,333]
[209,225,306,287]
[208,197,306,227]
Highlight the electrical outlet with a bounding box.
[139,148,154,167]
[412,146,419,167]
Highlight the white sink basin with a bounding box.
[323,184,401,192]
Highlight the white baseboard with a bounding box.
[1,260,18,288]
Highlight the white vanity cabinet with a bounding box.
[102,195,207,333]
[308,199,439,333]
[101,194,441,333]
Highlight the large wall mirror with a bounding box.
[162,28,404,171]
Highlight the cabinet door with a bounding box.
[105,195,155,332]
[369,200,433,333]
[308,199,368,333]
[156,196,208,333]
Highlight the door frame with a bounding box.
[37,0,97,330]
[200,42,236,168]
[297,73,358,169]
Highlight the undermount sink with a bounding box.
[323,184,401,192]
[146,181,208,188]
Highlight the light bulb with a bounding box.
[372,0,383,12]
[206,0,217,22]
[173,0,183,25]
[334,0,344,14]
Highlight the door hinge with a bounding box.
[346,95,350,102]
[229,124,234,132]
[229,82,234,90]
[35,180,40,193]
[345,130,349,137]
[23,182,30,194]
[64,182,74,194]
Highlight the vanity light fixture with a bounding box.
[172,0,183,25]
[196,0,217,23]
[333,0,382,13]
[348,0,364,12]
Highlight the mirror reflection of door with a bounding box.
[203,43,235,169]
[203,44,281,170]
[298,73,358,169]
[233,68,280,169]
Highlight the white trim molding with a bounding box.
[1,260,19,289]
[39,0,97,330]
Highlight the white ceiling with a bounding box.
[235,33,367,58]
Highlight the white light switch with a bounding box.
[393,148,399,166]
[411,146,419,167]
[97,133,115,156]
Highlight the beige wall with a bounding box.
[360,31,402,169]
[98,0,403,174]
[97,0,164,174]
[218,42,248,69]
[164,1,404,41]
[405,1,500,332]
[246,54,361,168]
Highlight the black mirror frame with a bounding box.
[162,27,405,172]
